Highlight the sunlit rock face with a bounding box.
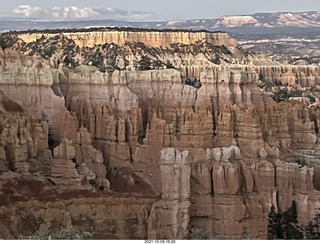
[17,30,237,48]
[1,30,320,240]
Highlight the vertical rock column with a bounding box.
[148,148,191,239]
[50,138,83,188]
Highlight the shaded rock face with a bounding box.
[1,35,320,240]
[190,146,318,239]
[0,195,155,239]
[0,115,49,173]
[53,67,320,238]
[0,51,110,191]
[148,148,190,239]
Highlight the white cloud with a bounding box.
[130,11,157,20]
[11,5,154,21]
[13,5,50,17]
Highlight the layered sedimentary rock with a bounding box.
[0,195,155,239]
[0,49,109,190]
[50,138,83,187]
[1,30,320,240]
[255,65,320,87]
[17,30,237,48]
[6,30,320,89]
[58,63,320,238]
[0,115,49,173]
[148,148,190,239]
[75,127,110,189]
[0,49,78,145]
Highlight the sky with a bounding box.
[0,0,320,21]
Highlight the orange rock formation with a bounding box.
[1,32,320,239]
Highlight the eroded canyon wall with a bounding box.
[1,33,320,239]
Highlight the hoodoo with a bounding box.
[1,27,320,240]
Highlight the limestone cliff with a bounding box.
[16,29,237,48]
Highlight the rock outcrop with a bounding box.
[17,30,237,48]
[148,148,190,239]
[1,29,320,240]
[0,115,49,173]
[75,127,110,189]
[50,138,83,187]
[0,195,155,239]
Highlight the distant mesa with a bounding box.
[14,27,237,48]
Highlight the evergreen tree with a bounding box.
[0,36,6,49]
[138,55,151,70]
[268,201,303,239]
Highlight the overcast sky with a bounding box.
[1,0,320,21]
